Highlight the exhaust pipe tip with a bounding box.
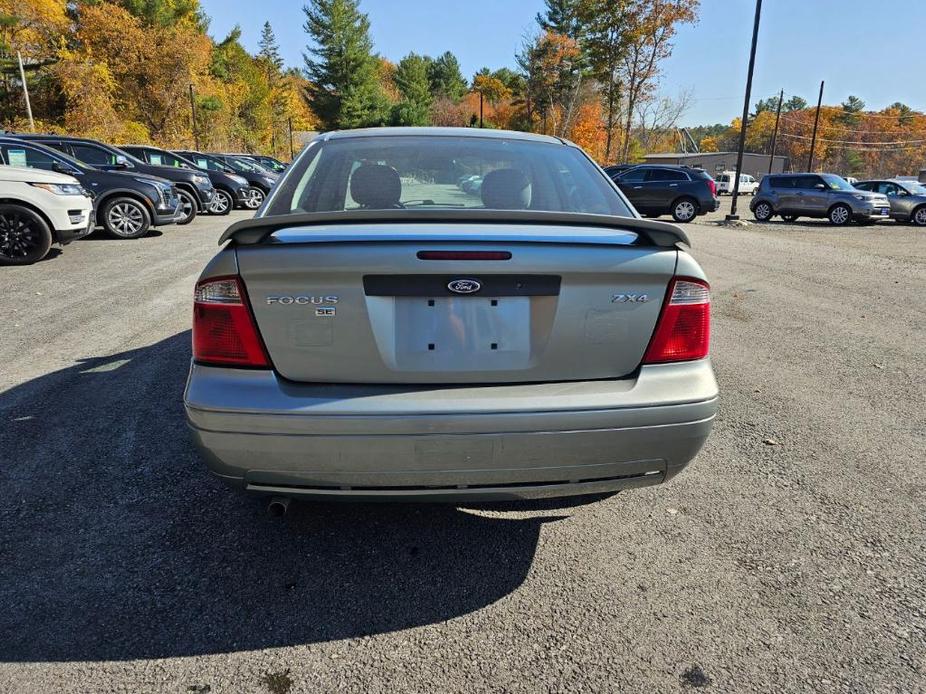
[267,496,291,517]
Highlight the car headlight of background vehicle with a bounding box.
[852,194,868,201]
[230,174,249,186]
[134,177,172,200]
[29,182,86,196]
[192,174,211,187]
[262,176,276,187]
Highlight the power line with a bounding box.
[777,114,919,134]
[779,132,926,146]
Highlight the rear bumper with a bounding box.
[184,360,718,501]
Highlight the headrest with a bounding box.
[481,168,532,209]
[350,164,402,208]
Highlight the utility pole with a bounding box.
[807,80,825,172]
[17,52,35,132]
[189,84,199,150]
[768,88,784,174]
[288,117,294,160]
[727,0,763,221]
[479,91,484,128]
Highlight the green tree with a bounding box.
[391,52,432,126]
[302,0,389,129]
[783,96,807,112]
[490,67,525,96]
[581,0,634,159]
[752,94,781,117]
[258,21,283,71]
[536,0,585,40]
[110,0,207,29]
[841,95,865,113]
[839,94,865,126]
[427,51,466,101]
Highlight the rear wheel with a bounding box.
[101,197,151,239]
[671,197,698,223]
[0,204,53,265]
[911,206,926,227]
[753,201,774,221]
[209,189,233,215]
[175,190,197,225]
[828,203,852,226]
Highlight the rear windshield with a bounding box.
[264,134,632,217]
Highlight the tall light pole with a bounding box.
[807,80,825,172]
[17,52,35,132]
[189,84,199,150]
[727,0,763,221]
[768,88,783,174]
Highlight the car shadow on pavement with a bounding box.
[0,332,569,662]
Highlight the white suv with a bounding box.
[0,165,94,265]
[715,171,758,195]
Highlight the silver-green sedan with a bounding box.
[184,128,717,509]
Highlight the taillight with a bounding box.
[192,276,270,368]
[643,278,710,364]
[706,178,717,197]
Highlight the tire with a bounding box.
[781,214,799,223]
[911,206,926,227]
[753,200,774,222]
[828,203,852,226]
[244,187,265,210]
[671,197,698,223]
[209,189,233,216]
[175,190,198,225]
[0,204,53,265]
[101,197,151,239]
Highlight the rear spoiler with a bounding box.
[218,210,691,248]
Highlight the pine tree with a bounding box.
[302,0,389,130]
[258,21,284,71]
[536,0,585,40]
[427,51,467,101]
[392,52,432,126]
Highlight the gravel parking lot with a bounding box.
[1,207,924,693]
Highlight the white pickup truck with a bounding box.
[0,165,94,265]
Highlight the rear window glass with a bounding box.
[266,134,632,217]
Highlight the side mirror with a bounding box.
[114,155,130,168]
[814,183,826,190]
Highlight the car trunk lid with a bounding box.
[235,222,677,384]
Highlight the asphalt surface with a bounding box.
[1,202,924,693]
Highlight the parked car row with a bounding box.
[748,173,915,226]
[0,133,284,264]
[602,160,926,227]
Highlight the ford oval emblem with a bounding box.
[447,278,482,294]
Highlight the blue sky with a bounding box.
[199,0,926,127]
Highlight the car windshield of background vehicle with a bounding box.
[151,151,191,168]
[902,182,926,195]
[227,158,265,173]
[821,174,855,191]
[267,135,632,217]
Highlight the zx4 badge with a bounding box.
[611,293,650,304]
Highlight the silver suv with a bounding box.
[750,173,890,225]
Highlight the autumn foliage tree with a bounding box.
[2,0,317,156]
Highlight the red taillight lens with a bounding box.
[643,278,710,364]
[707,178,717,197]
[192,276,270,368]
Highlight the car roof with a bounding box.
[317,127,566,145]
